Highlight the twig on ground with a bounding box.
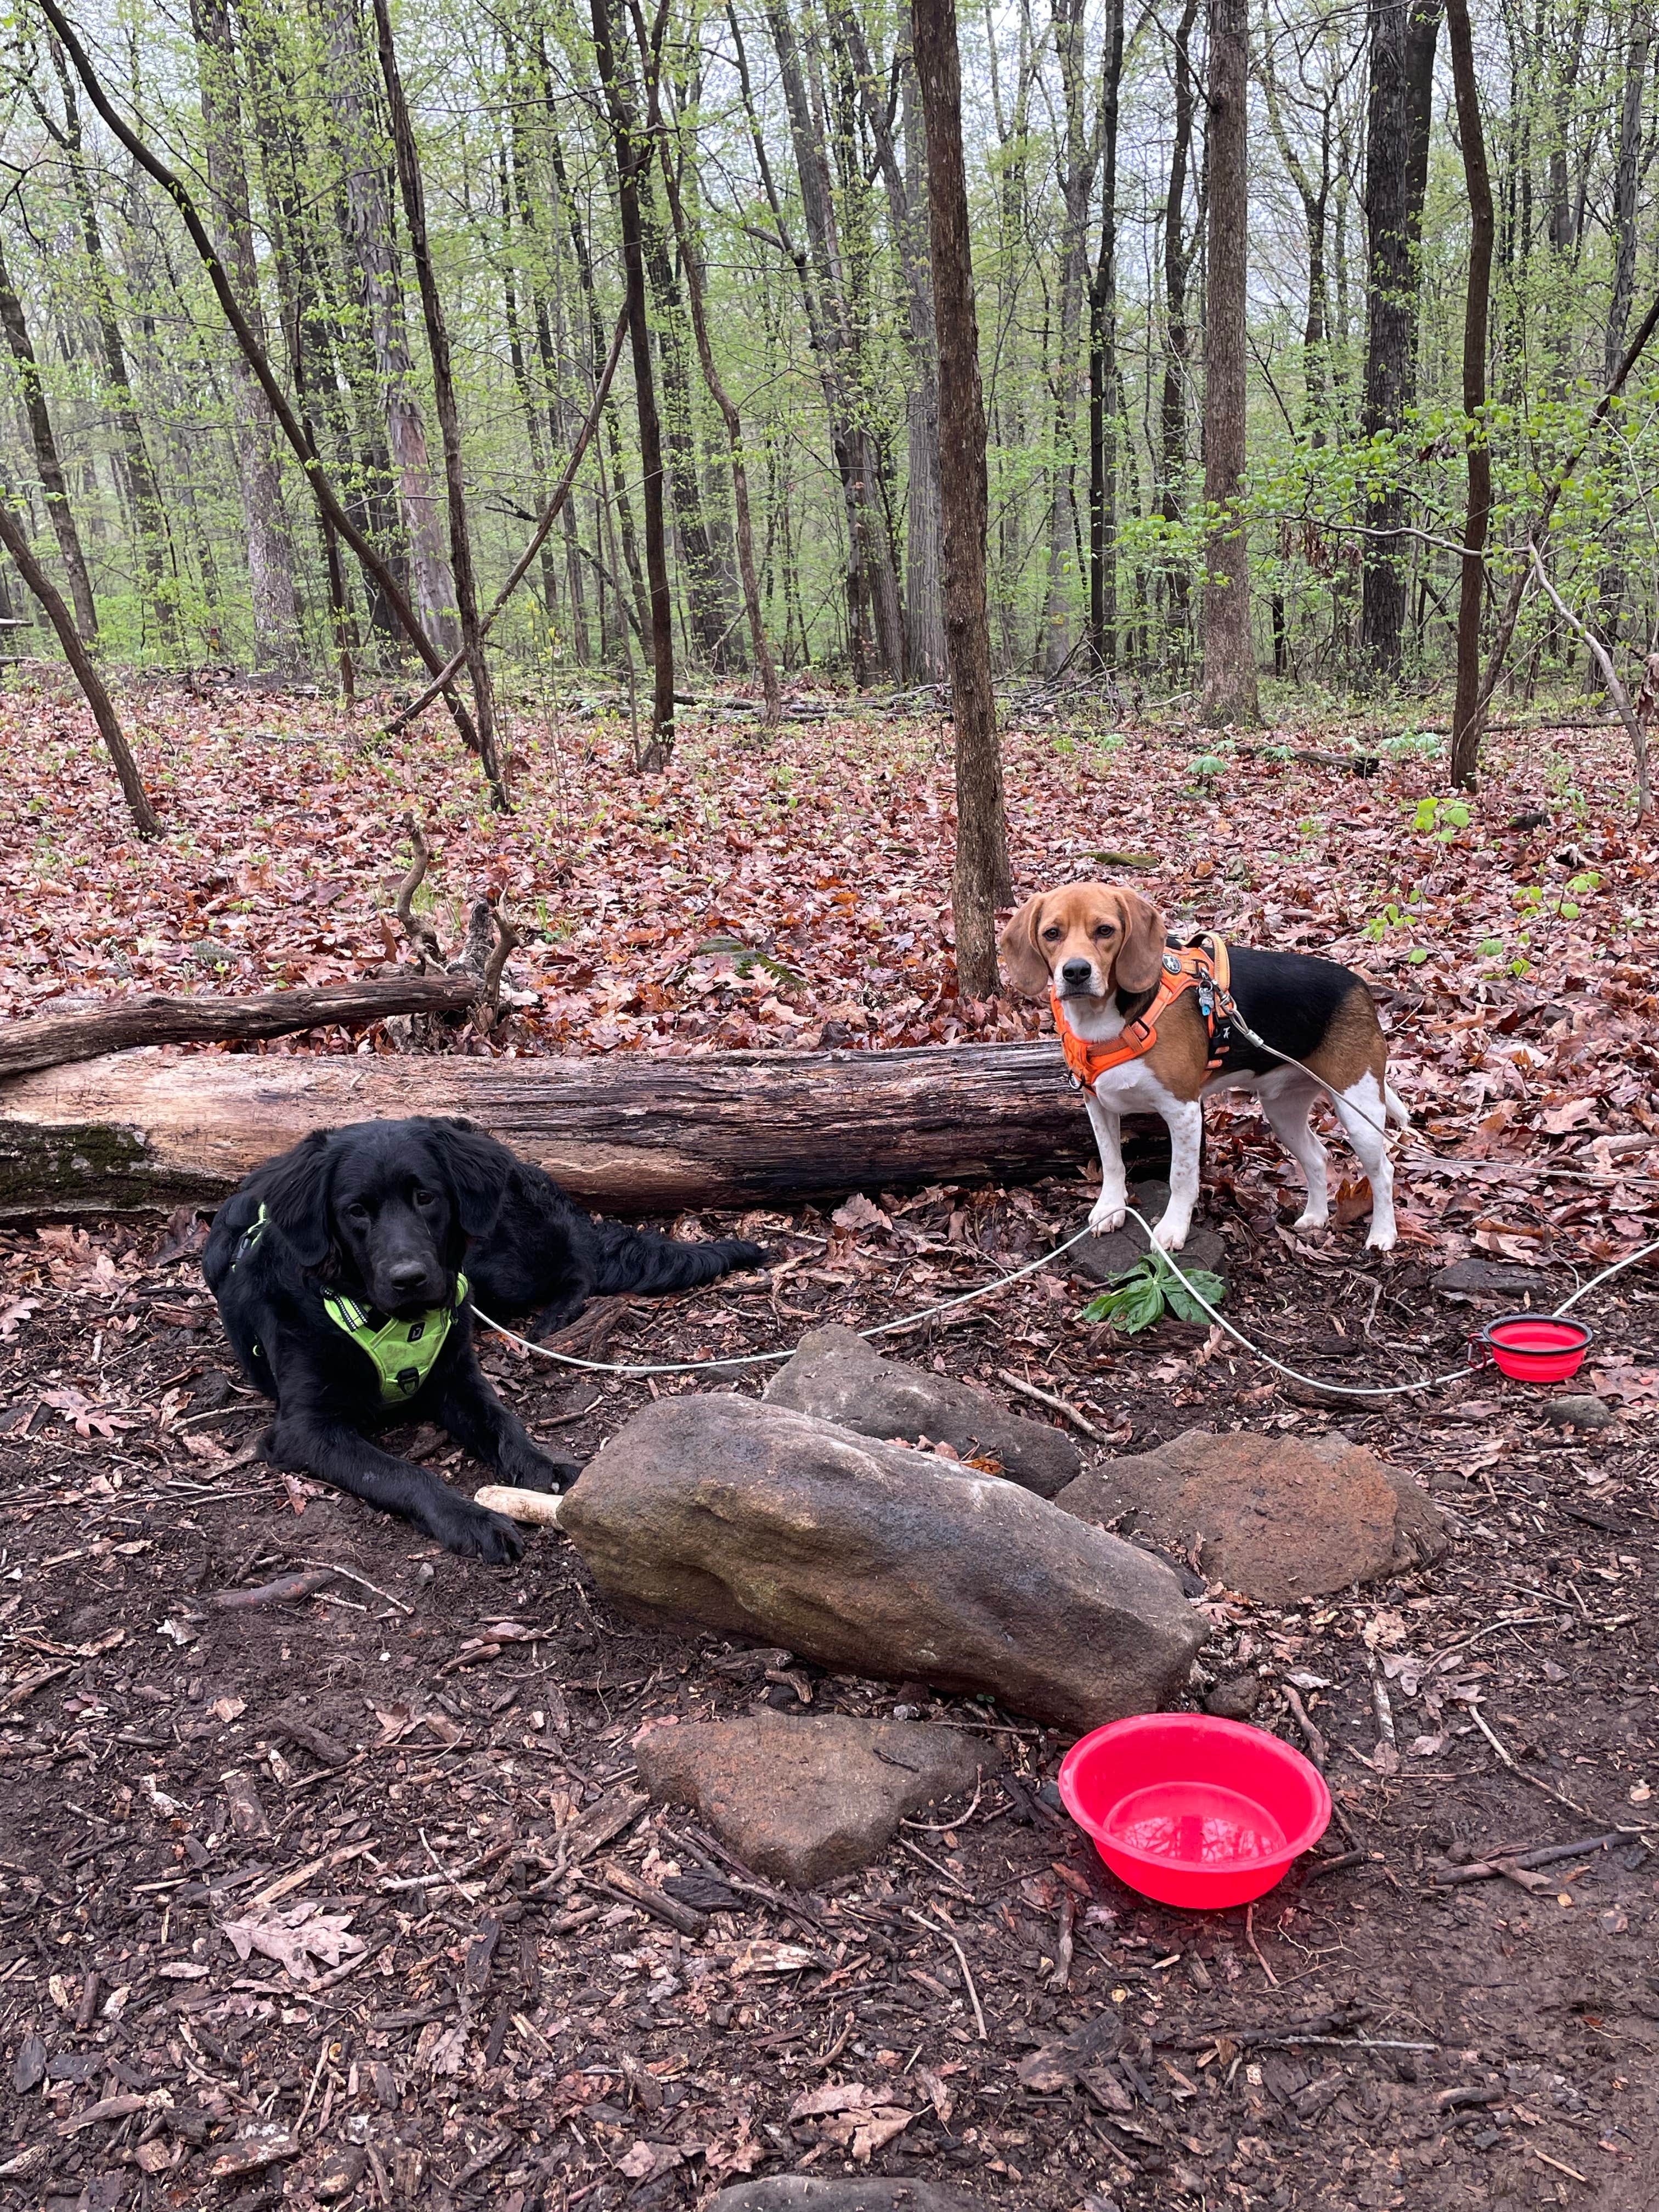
[996,1368,1110,1442]
[1280,1682,1328,1768]
[1244,1902,1280,1988]
[1466,1703,1598,1818]
[212,1568,334,1611]
[298,1560,413,1615]
[1369,1656,1397,1750]
[904,1908,987,2040]
[1431,1831,1626,1888]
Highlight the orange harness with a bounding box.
[1049,934,1233,1092]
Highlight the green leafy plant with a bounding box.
[1081,1249,1227,1335]
[695,935,808,991]
[1411,795,1472,840]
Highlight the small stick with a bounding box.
[904,1909,986,2040]
[1280,1683,1328,1768]
[213,1568,334,1611]
[577,1866,707,1937]
[298,1560,414,1615]
[1369,1656,1397,1751]
[473,1486,566,1528]
[1432,1831,1626,1888]
[1047,1892,1075,1993]
[1530,2148,1589,2185]
[996,1369,1110,1443]
[1306,1848,1370,1878]
[1244,1902,1279,1989]
[75,1971,99,2032]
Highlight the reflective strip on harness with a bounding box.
[1049,934,1233,1093]
[322,1274,469,1404]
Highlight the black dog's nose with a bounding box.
[1060,957,1094,989]
[388,1260,433,1292]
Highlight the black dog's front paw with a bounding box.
[510,1454,583,1496]
[427,1498,526,1564]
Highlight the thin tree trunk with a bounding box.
[0,498,156,834]
[1447,0,1495,790]
[44,36,179,655]
[642,45,781,723]
[320,0,458,659]
[1199,0,1257,726]
[1596,12,1649,653]
[191,0,305,674]
[370,0,505,803]
[1158,0,1199,651]
[913,0,1010,1000]
[1037,0,1096,675]
[591,0,675,768]
[1087,0,1124,667]
[1358,0,1442,682]
[0,235,98,642]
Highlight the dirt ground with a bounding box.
[2,1153,1656,2212]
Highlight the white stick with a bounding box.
[474,1486,566,1528]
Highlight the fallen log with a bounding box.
[0,977,481,1078]
[0,1039,1139,1220]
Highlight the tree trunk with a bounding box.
[913,0,1009,1000]
[371,0,505,802]
[759,0,904,683]
[591,0,675,767]
[1037,0,1096,676]
[46,37,180,656]
[0,499,156,836]
[1446,0,1494,791]
[1596,12,1649,653]
[1087,0,1124,667]
[1358,0,1442,682]
[1157,0,1199,651]
[0,1041,1101,1220]
[1199,0,1258,727]
[320,0,459,659]
[0,238,98,643]
[190,0,306,675]
[0,975,488,1077]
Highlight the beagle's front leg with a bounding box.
[1150,1097,1205,1252]
[1085,1093,1128,1234]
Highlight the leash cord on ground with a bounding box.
[475,1215,1659,1401]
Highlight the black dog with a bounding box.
[204,1117,765,1560]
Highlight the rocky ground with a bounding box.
[1,1163,1656,2212]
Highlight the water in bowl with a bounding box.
[1105,1781,1288,1866]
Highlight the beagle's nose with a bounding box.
[1060,957,1094,989]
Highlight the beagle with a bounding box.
[1000,881,1407,1254]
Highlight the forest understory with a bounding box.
[1,689,1657,2212]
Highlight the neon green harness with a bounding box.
[233,1203,466,1403]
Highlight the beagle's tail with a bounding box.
[1384,1083,1410,1129]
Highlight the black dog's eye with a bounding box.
[345,1200,370,1222]
[413,1188,436,1209]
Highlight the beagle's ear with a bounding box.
[258,1129,337,1272]
[997,895,1053,999]
[1113,887,1169,995]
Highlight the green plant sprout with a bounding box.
[1081,1249,1227,1335]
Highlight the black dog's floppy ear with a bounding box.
[432,1120,514,1243]
[258,1129,336,1272]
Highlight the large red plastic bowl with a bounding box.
[1059,1714,1331,1909]
[1477,1313,1592,1384]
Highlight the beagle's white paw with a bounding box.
[1365,1221,1398,1253]
[1150,1215,1191,1254]
[1291,1207,1329,1233]
[1089,1195,1127,1236]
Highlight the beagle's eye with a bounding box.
[1095,921,1116,935]
[1041,925,1063,941]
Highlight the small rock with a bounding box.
[561,1395,1207,1733]
[1055,1429,1448,1604]
[315,2146,367,2203]
[1432,1259,1551,1300]
[1205,1675,1261,1720]
[634,1711,988,1885]
[764,1325,1080,1497]
[708,2183,987,2211]
[1066,1181,1227,1287]
[1543,1395,1616,1431]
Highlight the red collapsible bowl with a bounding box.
[1480,1313,1592,1384]
[1059,1714,1331,1910]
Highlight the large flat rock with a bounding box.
[1054,1428,1448,1604]
[1065,1180,1226,1285]
[560,1395,1206,1732]
[634,1712,988,1885]
[764,1324,1080,1496]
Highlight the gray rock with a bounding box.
[1543,1394,1617,1431]
[1204,1675,1262,1720]
[1066,1181,1226,1286]
[764,1324,1080,1497]
[1432,1259,1552,1300]
[561,1395,1207,1733]
[1054,1428,1448,1605]
[708,2184,988,2212]
[634,1711,988,1886]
